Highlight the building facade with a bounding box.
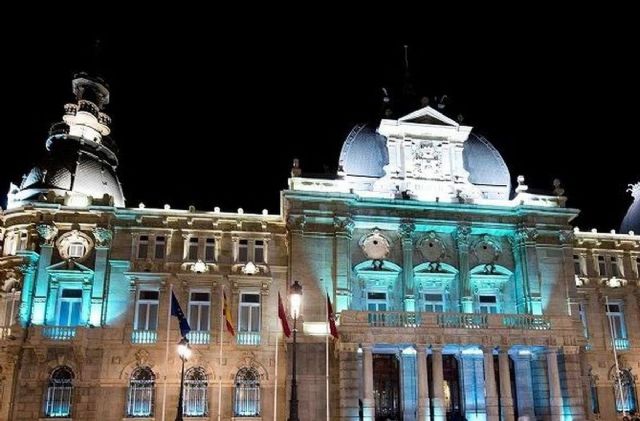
[0,72,638,421]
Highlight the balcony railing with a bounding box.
[237,331,261,346]
[131,329,157,344]
[613,338,630,350]
[187,330,211,345]
[42,326,76,341]
[340,311,554,331]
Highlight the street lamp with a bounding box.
[176,338,192,421]
[288,280,303,421]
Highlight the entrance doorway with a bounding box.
[373,354,402,421]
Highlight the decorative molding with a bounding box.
[92,226,113,247]
[333,216,355,236]
[359,230,391,260]
[398,221,415,239]
[36,224,58,246]
[454,224,471,248]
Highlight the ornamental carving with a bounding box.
[0,268,21,292]
[135,349,151,367]
[558,230,575,244]
[55,230,94,261]
[398,221,415,239]
[418,231,447,262]
[472,234,502,264]
[514,227,539,244]
[286,215,306,232]
[409,140,443,179]
[359,230,391,260]
[454,224,472,248]
[92,227,113,247]
[36,224,58,246]
[333,216,355,235]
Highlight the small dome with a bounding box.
[621,183,640,234]
[338,124,389,178]
[463,133,511,199]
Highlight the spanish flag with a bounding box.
[223,288,235,336]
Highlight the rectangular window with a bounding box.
[610,256,620,277]
[239,293,261,333]
[138,235,149,259]
[573,255,582,276]
[478,294,498,314]
[254,240,265,263]
[597,256,606,276]
[238,239,249,262]
[424,293,444,312]
[367,291,388,311]
[57,289,82,326]
[18,231,28,251]
[68,243,85,258]
[606,303,627,340]
[135,290,159,331]
[188,291,211,331]
[188,237,199,261]
[155,236,166,259]
[205,238,216,262]
[579,303,589,338]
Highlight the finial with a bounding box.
[553,178,565,196]
[515,175,528,193]
[138,202,145,209]
[291,158,302,177]
[627,182,640,200]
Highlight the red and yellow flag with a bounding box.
[223,289,235,336]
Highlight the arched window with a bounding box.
[615,369,638,413]
[127,367,155,417]
[183,367,208,417]
[45,366,74,417]
[234,367,260,417]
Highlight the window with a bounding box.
[424,292,445,312]
[183,367,208,417]
[137,235,149,259]
[238,239,249,262]
[154,236,165,259]
[234,367,260,417]
[597,255,606,276]
[578,303,589,339]
[611,256,620,277]
[45,366,74,418]
[127,367,155,417]
[615,369,637,414]
[573,255,582,276]
[367,291,388,311]
[239,293,260,333]
[18,231,28,251]
[57,289,82,327]
[68,243,85,258]
[188,237,199,261]
[478,295,498,314]
[205,238,216,262]
[254,240,265,263]
[606,302,627,341]
[188,291,210,332]
[135,290,159,331]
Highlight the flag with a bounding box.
[171,291,191,338]
[278,292,291,338]
[223,289,235,336]
[327,293,339,339]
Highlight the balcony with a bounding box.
[237,331,261,346]
[131,329,157,344]
[613,338,630,350]
[186,330,211,345]
[42,326,76,341]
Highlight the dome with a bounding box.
[463,133,511,199]
[338,124,389,178]
[621,183,640,234]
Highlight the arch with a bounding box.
[354,260,402,273]
[234,367,261,417]
[469,264,513,276]
[414,262,458,274]
[45,366,74,417]
[127,366,155,417]
[608,367,638,413]
[184,366,208,417]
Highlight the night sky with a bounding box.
[2,22,637,232]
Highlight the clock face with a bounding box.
[360,231,390,260]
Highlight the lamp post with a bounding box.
[176,338,192,421]
[288,280,303,421]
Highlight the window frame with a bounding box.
[423,291,445,313]
[45,366,74,418]
[477,293,499,314]
[366,290,388,312]
[238,291,261,334]
[56,288,83,327]
[188,289,211,332]
[134,289,160,331]
[606,301,627,340]
[137,235,149,259]
[127,366,155,417]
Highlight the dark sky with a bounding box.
[1,20,637,232]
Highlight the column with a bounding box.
[16,251,38,327]
[546,347,563,421]
[461,350,485,419]
[483,347,499,421]
[417,346,431,421]
[362,345,375,421]
[333,217,354,313]
[513,353,535,420]
[400,222,415,311]
[498,348,514,421]
[31,244,54,324]
[454,225,473,313]
[401,347,417,421]
[432,347,446,421]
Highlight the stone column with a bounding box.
[401,347,417,421]
[483,347,499,421]
[461,350,485,419]
[362,345,375,421]
[333,217,354,313]
[399,221,416,312]
[417,346,431,421]
[512,352,536,420]
[454,225,473,313]
[512,226,542,314]
[432,346,446,421]
[498,348,514,421]
[546,347,563,421]
[16,251,38,327]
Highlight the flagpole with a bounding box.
[324,283,330,421]
[605,295,627,415]
[218,284,224,421]
[161,283,173,421]
[273,301,280,421]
